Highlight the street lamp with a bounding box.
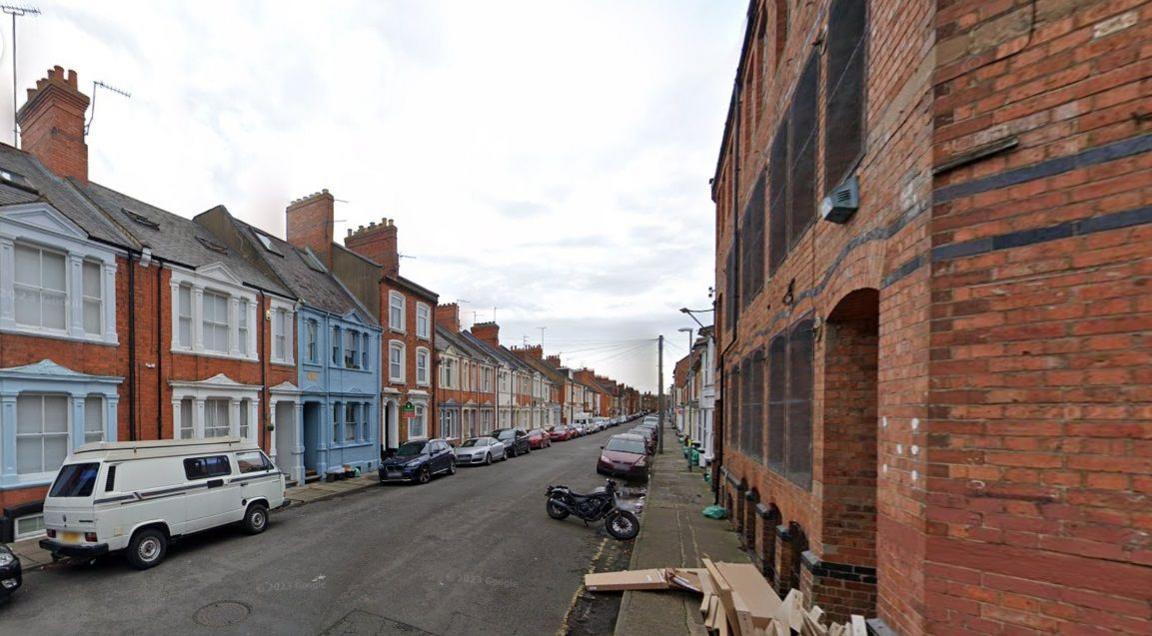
[679,306,712,329]
[678,327,693,351]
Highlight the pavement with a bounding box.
[612,438,746,636]
[0,430,622,635]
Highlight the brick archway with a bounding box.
[814,288,880,621]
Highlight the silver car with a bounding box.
[453,437,507,466]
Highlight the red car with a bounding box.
[527,428,552,449]
[549,425,574,442]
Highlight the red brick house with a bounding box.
[435,303,498,441]
[284,192,439,448]
[0,66,298,540]
[713,1,1150,633]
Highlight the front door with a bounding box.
[302,402,322,474]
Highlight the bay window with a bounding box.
[345,329,358,368]
[15,394,68,475]
[13,243,67,331]
[177,285,193,347]
[82,260,103,335]
[83,395,104,444]
[362,333,371,369]
[270,304,294,364]
[305,319,318,363]
[332,326,341,365]
[409,404,426,439]
[201,291,230,353]
[238,299,250,356]
[203,398,231,437]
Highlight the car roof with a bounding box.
[70,437,259,461]
[611,434,646,441]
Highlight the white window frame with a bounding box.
[269,300,295,365]
[305,318,319,364]
[169,374,261,443]
[408,403,426,439]
[168,266,259,361]
[416,302,430,340]
[389,291,406,332]
[415,347,430,386]
[388,340,406,383]
[0,203,118,345]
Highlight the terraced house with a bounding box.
[435,303,497,441]
[713,0,1150,633]
[284,193,439,449]
[0,66,300,539]
[196,208,383,484]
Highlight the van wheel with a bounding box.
[242,503,269,535]
[127,528,167,570]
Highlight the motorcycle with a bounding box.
[545,479,640,540]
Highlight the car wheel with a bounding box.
[448,461,457,475]
[127,528,167,570]
[241,502,269,535]
[417,467,431,484]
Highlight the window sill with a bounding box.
[330,441,375,450]
[1,324,119,347]
[388,327,407,334]
[170,347,259,363]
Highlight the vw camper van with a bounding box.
[39,437,285,569]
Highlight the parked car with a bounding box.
[549,425,575,442]
[597,434,650,482]
[492,428,531,457]
[0,544,21,601]
[629,426,658,453]
[526,428,552,450]
[39,438,285,570]
[571,423,587,437]
[380,438,456,484]
[453,437,507,465]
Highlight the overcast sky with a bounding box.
[15,1,744,392]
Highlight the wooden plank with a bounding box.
[669,567,705,593]
[715,562,781,626]
[584,569,671,591]
[699,572,716,615]
[703,559,743,636]
[850,615,867,636]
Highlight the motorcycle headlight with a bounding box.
[0,552,14,567]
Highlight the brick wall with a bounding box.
[925,0,1152,633]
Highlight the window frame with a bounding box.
[415,302,431,340]
[388,340,406,383]
[415,347,430,386]
[12,241,68,333]
[389,291,406,332]
[167,267,258,361]
[270,303,295,365]
[823,0,869,192]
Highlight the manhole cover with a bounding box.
[194,600,251,627]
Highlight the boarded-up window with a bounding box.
[744,349,765,463]
[787,319,815,488]
[767,335,787,470]
[789,53,819,252]
[726,244,739,334]
[740,357,753,457]
[768,126,789,275]
[729,365,741,450]
[825,0,868,189]
[741,173,767,307]
[766,319,815,488]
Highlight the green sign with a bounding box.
[402,401,415,413]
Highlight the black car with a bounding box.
[491,428,531,457]
[379,438,456,484]
[0,544,21,601]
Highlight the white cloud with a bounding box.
[15,0,745,390]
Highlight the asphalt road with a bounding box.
[1,430,628,635]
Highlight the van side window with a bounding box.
[184,456,231,480]
[105,465,117,492]
[236,451,271,474]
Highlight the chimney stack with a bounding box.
[546,355,561,368]
[471,321,500,349]
[286,189,335,268]
[17,66,90,183]
[344,217,399,277]
[435,303,460,332]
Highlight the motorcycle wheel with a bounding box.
[605,510,640,540]
[546,498,570,520]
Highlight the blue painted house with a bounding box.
[197,208,382,484]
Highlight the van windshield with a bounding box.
[49,463,101,498]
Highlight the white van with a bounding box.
[39,437,285,570]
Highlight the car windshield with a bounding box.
[396,441,427,457]
[606,438,646,455]
[461,439,480,448]
[497,431,514,439]
[49,462,101,498]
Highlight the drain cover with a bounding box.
[194,600,251,627]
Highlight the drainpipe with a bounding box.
[155,256,163,440]
[260,293,268,451]
[127,252,137,441]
